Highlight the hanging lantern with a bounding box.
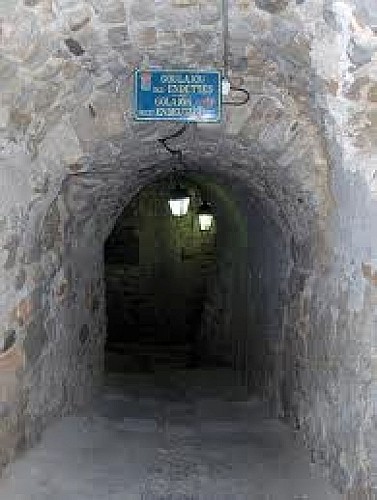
[198,201,214,231]
[168,184,190,217]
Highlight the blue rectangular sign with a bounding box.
[134,69,222,123]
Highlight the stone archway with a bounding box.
[0,0,376,495]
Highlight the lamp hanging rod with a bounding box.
[221,0,251,107]
[222,0,230,79]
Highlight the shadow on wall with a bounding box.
[193,173,292,400]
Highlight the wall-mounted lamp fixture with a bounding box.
[198,201,214,231]
[168,184,191,217]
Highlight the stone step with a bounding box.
[106,343,192,363]
[107,342,192,351]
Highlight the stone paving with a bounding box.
[0,370,341,499]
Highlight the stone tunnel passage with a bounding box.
[104,176,220,375]
[0,160,351,499]
[0,168,344,498]
[0,125,374,498]
[1,0,377,496]
[103,174,258,380]
[102,171,295,394]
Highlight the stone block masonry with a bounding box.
[0,0,375,496]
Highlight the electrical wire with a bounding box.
[223,86,250,106]
[158,123,188,164]
[155,0,249,162]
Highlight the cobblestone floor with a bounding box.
[0,370,342,499]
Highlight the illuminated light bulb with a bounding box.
[198,201,214,231]
[168,185,190,216]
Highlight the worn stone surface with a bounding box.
[0,371,342,499]
[255,0,289,14]
[0,0,375,497]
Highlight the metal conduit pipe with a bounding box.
[222,0,230,79]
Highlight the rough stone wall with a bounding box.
[0,0,375,495]
[198,181,248,369]
[293,1,377,495]
[198,179,292,400]
[22,245,106,449]
[0,178,107,458]
[243,200,292,404]
[284,268,374,495]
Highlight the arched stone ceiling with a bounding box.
[0,3,377,493]
[0,0,376,264]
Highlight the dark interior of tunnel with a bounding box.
[103,170,291,408]
[104,176,224,375]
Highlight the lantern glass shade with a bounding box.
[168,186,190,217]
[198,201,214,231]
